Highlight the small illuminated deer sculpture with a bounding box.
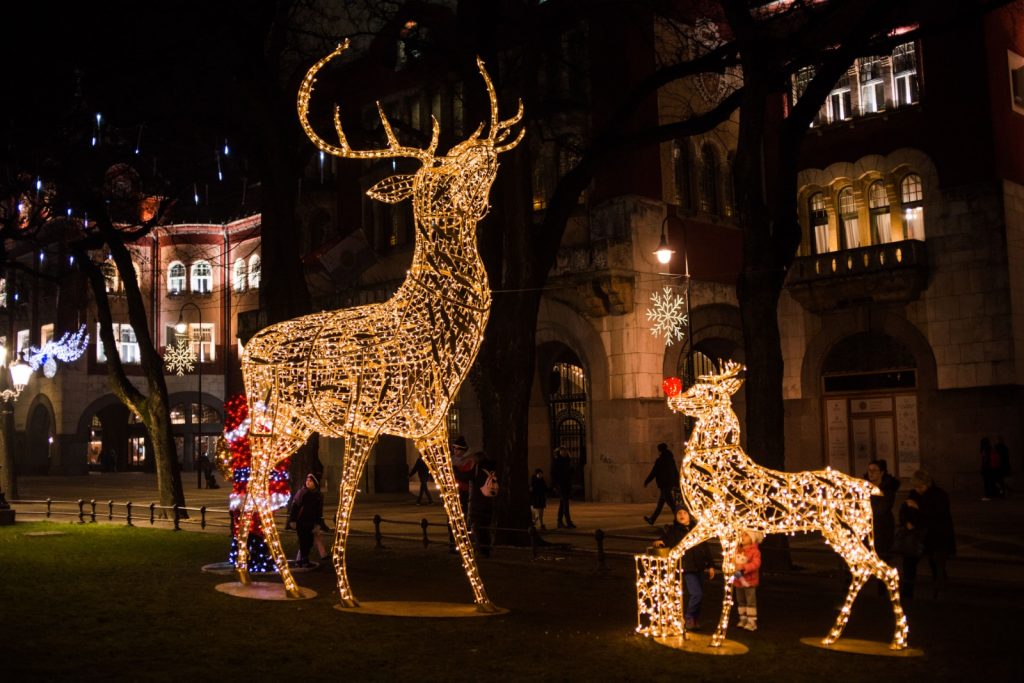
[663,361,908,648]
[234,41,523,609]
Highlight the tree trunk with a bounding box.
[0,410,17,501]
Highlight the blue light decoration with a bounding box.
[27,325,89,378]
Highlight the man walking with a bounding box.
[644,442,680,525]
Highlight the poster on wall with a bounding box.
[825,399,849,472]
[895,395,920,476]
[874,416,895,464]
[852,418,872,476]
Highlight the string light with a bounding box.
[26,324,89,375]
[649,361,908,649]
[233,40,523,606]
[636,553,685,637]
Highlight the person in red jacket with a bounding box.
[732,530,763,631]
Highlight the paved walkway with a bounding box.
[10,471,1024,582]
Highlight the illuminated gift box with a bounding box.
[635,550,684,637]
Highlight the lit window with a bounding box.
[859,57,886,114]
[699,143,720,215]
[838,187,860,249]
[0,279,6,308]
[189,322,215,362]
[828,72,853,122]
[168,261,185,295]
[191,260,213,294]
[868,181,892,244]
[900,174,925,240]
[95,323,140,364]
[892,43,919,107]
[248,255,261,289]
[40,323,54,346]
[232,258,247,292]
[809,192,831,253]
[102,260,120,293]
[16,329,30,356]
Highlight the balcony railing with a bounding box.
[786,239,929,313]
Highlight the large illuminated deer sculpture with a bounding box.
[663,362,908,648]
[234,41,523,609]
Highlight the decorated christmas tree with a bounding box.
[221,394,292,572]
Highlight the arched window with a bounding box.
[167,261,185,295]
[900,174,925,240]
[673,140,691,209]
[699,144,720,215]
[809,192,831,253]
[190,260,213,294]
[837,186,860,249]
[248,254,261,289]
[868,181,891,244]
[102,260,119,293]
[232,258,247,292]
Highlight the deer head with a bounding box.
[666,361,745,418]
[298,40,524,226]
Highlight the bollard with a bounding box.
[200,506,207,530]
[595,528,606,570]
[373,514,383,548]
[126,501,133,527]
[90,500,97,523]
[46,498,52,518]
[173,505,181,531]
[149,502,156,525]
[78,499,85,524]
[421,518,430,548]
[108,500,114,521]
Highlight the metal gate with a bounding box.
[549,362,588,498]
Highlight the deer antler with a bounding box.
[475,57,525,153]
[298,40,439,162]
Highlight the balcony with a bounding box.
[785,239,929,313]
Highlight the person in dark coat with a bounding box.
[286,473,324,567]
[898,469,955,600]
[409,455,434,505]
[552,447,575,528]
[866,458,899,559]
[451,435,474,515]
[652,508,716,630]
[644,443,681,525]
[529,468,548,530]
[468,452,498,557]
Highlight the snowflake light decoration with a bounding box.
[164,338,196,376]
[646,286,688,346]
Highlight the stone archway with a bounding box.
[23,403,54,475]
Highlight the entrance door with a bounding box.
[548,359,588,498]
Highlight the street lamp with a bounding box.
[0,346,33,518]
[654,216,675,265]
[176,302,204,489]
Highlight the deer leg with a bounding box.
[712,536,738,647]
[417,427,496,612]
[246,444,306,599]
[666,523,713,637]
[870,551,909,649]
[823,534,872,645]
[234,477,257,586]
[333,433,376,608]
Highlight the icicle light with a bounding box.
[232,40,523,608]
[649,361,908,649]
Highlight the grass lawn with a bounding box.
[1,521,1020,682]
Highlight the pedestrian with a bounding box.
[286,473,324,567]
[980,436,998,501]
[994,435,1011,497]
[552,447,576,528]
[644,442,680,525]
[197,451,210,489]
[897,469,955,601]
[732,529,762,631]
[652,508,715,630]
[468,451,498,557]
[409,454,434,505]
[529,468,548,530]
[866,458,899,560]
[451,435,474,515]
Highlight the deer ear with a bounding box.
[367,174,415,204]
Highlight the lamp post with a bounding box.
[0,344,33,520]
[655,214,693,378]
[176,302,204,489]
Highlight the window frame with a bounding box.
[248,255,261,289]
[190,260,213,294]
[167,261,186,295]
[232,258,247,292]
[867,180,892,244]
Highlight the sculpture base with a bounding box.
[334,601,509,618]
[215,582,317,601]
[202,561,320,575]
[652,633,748,656]
[799,637,923,657]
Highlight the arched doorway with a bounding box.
[170,401,222,474]
[546,347,589,498]
[820,332,920,477]
[24,404,53,475]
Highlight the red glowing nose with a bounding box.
[662,377,683,397]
